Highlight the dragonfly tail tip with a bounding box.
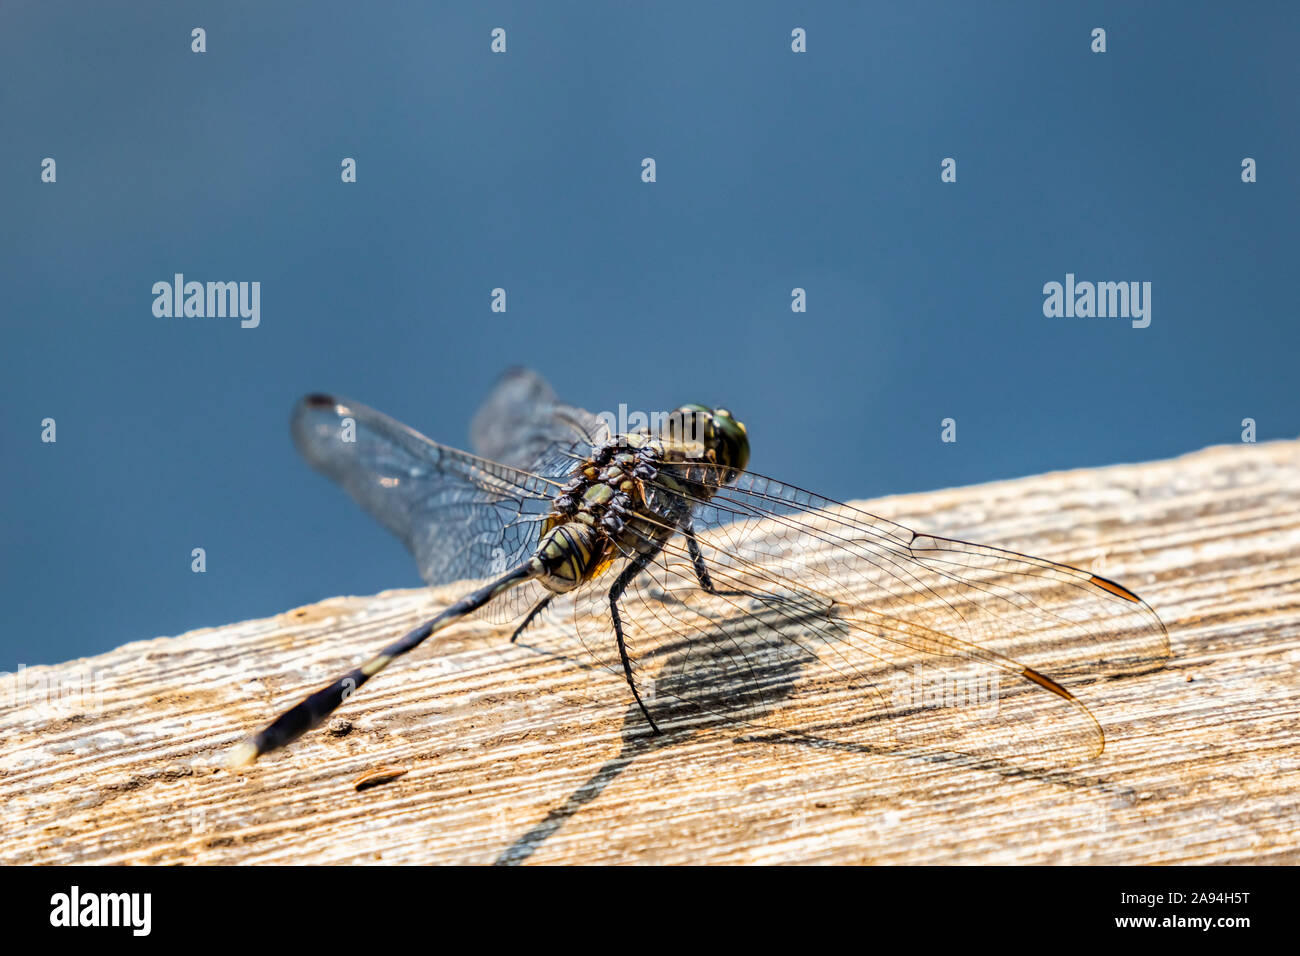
[224,740,260,770]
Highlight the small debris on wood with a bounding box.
[353,766,409,792]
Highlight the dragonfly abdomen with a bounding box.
[533,521,610,592]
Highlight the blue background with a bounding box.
[3,1,1296,664]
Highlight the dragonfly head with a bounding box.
[668,404,749,480]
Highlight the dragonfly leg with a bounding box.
[608,549,662,734]
[685,524,752,599]
[509,595,553,643]
[685,526,718,592]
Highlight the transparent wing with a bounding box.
[693,469,1169,681]
[571,466,1170,769]
[292,394,561,620]
[469,367,611,475]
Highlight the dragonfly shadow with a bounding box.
[491,707,660,866]
[750,732,1140,801]
[494,619,1138,864]
[493,619,816,865]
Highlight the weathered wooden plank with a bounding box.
[3,440,1298,865]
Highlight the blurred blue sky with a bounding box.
[3,1,1297,664]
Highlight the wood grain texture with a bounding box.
[3,440,1298,865]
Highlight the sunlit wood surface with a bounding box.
[3,440,1297,865]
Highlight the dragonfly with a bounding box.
[227,368,1169,771]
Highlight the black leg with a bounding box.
[684,524,749,598]
[608,549,662,734]
[685,526,717,592]
[510,595,553,643]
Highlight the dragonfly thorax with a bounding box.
[532,409,750,594]
[532,437,661,591]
